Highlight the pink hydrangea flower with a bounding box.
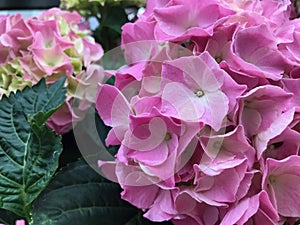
[95,0,300,224]
[0,9,104,134]
[96,83,202,186]
[161,52,244,130]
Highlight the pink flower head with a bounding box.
[0,14,32,62]
[28,20,74,76]
[28,20,72,50]
[31,46,73,76]
[0,8,104,134]
[161,52,244,131]
[0,14,32,56]
[94,1,300,224]
[263,156,300,218]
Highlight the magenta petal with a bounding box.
[144,190,177,222]
[181,188,226,207]
[129,141,169,166]
[162,82,205,122]
[98,160,118,183]
[96,84,132,143]
[200,161,248,203]
[121,184,159,209]
[254,108,295,159]
[201,91,229,131]
[220,191,278,225]
[123,117,167,151]
[264,156,300,217]
[220,197,255,225]
[146,139,179,184]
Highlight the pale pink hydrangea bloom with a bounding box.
[0,8,104,134]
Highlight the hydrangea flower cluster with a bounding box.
[96,0,300,224]
[0,8,104,134]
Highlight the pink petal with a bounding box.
[255,108,295,159]
[264,156,300,217]
[123,117,167,151]
[96,84,132,143]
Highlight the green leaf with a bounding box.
[125,211,173,225]
[31,159,138,225]
[21,77,67,125]
[0,77,67,220]
[31,159,174,225]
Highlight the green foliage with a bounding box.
[125,211,173,225]
[0,77,67,221]
[32,159,137,225]
[94,6,129,51]
[31,159,172,225]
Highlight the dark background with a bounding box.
[0,0,60,9]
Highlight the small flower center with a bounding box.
[244,100,250,107]
[215,57,222,63]
[269,175,276,184]
[165,132,172,141]
[267,142,283,150]
[196,90,204,97]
